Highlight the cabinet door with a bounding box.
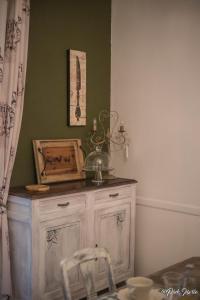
[39,210,86,300]
[95,202,131,278]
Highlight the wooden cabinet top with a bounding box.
[9,177,137,200]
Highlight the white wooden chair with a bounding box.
[60,247,120,300]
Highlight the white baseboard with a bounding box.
[136,196,200,217]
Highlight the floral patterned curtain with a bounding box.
[0,0,30,296]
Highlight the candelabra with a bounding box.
[84,110,129,184]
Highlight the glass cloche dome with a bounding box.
[84,146,113,184]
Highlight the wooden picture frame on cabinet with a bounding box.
[32,139,85,184]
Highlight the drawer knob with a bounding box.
[57,202,70,207]
[109,193,119,198]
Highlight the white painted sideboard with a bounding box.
[8,178,136,300]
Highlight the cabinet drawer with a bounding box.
[94,186,132,203]
[39,194,86,215]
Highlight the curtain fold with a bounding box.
[0,0,30,296]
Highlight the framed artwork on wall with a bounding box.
[67,49,86,126]
[33,139,85,184]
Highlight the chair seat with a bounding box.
[98,291,120,300]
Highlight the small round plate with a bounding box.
[25,184,50,192]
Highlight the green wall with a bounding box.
[11,0,111,186]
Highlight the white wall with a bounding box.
[111,0,200,275]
